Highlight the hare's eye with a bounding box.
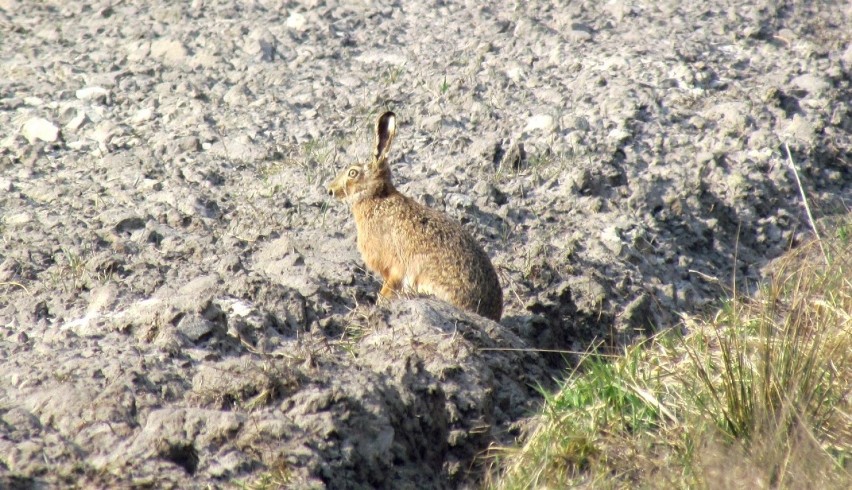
[347,168,359,178]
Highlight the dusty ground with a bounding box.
[1,0,850,488]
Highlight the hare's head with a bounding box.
[328,111,397,204]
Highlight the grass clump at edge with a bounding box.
[489,220,852,489]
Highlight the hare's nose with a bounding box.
[327,188,334,196]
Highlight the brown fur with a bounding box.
[327,111,503,321]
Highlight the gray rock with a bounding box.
[65,110,88,131]
[791,73,830,95]
[150,38,188,64]
[21,117,60,143]
[524,114,555,133]
[286,12,307,30]
[223,83,250,106]
[131,107,154,123]
[75,86,111,103]
[176,313,215,342]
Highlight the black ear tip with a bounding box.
[378,111,396,131]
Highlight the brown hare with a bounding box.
[327,111,503,321]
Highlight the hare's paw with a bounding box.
[378,280,399,301]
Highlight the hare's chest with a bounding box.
[355,221,395,273]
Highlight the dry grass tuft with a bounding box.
[489,217,852,489]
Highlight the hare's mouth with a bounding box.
[328,185,364,204]
[327,185,348,200]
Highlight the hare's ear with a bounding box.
[372,111,397,165]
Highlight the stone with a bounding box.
[131,108,154,123]
[791,73,830,95]
[65,111,88,131]
[285,12,307,30]
[150,38,188,64]
[176,313,215,342]
[76,86,111,103]
[524,114,555,133]
[21,117,60,144]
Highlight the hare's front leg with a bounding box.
[378,281,396,300]
[377,268,404,303]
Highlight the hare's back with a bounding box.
[394,199,502,319]
[395,199,487,266]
